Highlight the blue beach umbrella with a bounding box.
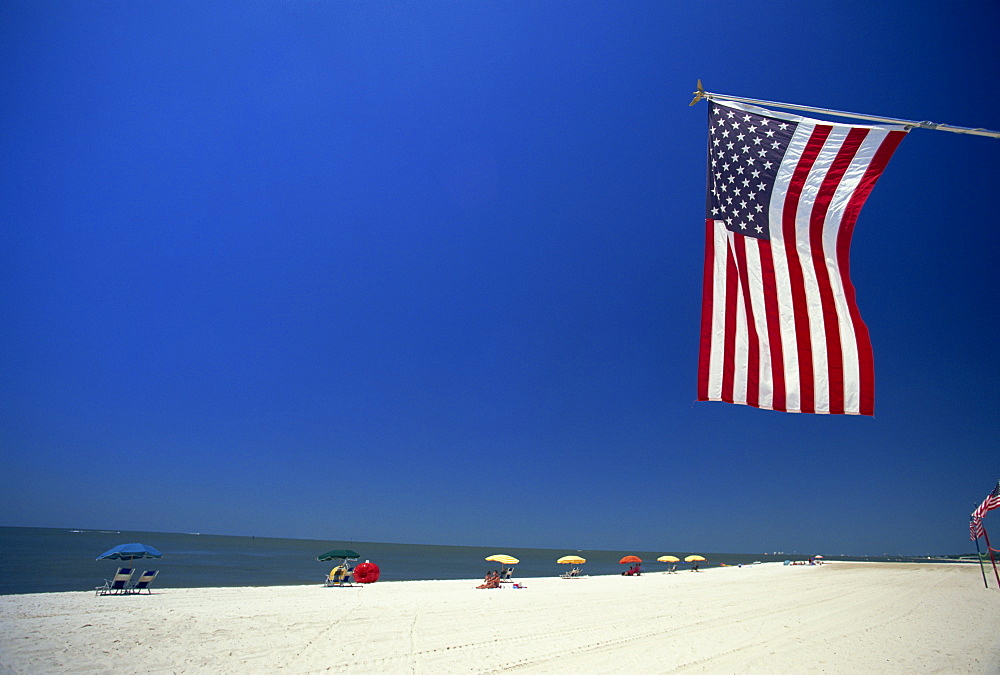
[96,543,164,562]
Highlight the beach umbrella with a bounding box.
[684,555,706,562]
[558,555,586,578]
[814,555,824,559]
[316,549,360,562]
[96,543,163,562]
[657,555,680,563]
[619,555,642,564]
[485,554,519,565]
[318,550,360,586]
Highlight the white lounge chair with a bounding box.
[96,568,134,596]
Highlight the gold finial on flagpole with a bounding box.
[689,79,707,106]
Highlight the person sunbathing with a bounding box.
[476,571,501,589]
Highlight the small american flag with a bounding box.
[698,100,908,415]
[972,481,1000,520]
[971,515,985,541]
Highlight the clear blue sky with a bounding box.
[2,1,997,556]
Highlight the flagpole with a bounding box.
[973,529,989,589]
[982,526,1000,589]
[688,80,1000,139]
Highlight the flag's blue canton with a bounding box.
[706,102,797,241]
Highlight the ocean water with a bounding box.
[0,526,926,595]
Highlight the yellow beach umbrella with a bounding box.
[657,555,680,563]
[557,555,586,565]
[485,554,519,565]
[684,555,706,562]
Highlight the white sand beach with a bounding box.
[1,562,997,673]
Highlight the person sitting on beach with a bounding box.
[476,571,501,589]
[691,564,700,572]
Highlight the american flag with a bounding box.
[971,515,985,541]
[697,100,908,415]
[972,481,1000,519]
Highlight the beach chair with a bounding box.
[324,565,353,587]
[95,568,134,596]
[666,565,678,574]
[128,570,159,594]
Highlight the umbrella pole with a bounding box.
[983,527,1000,589]
[974,534,989,589]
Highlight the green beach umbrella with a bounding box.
[316,549,360,562]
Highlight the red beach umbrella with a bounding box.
[353,561,380,584]
[619,555,642,564]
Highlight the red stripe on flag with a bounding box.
[697,219,716,401]
[781,125,832,413]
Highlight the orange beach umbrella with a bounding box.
[619,555,642,564]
